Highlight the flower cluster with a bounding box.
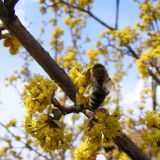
[137,48,160,77]
[74,140,97,160]
[87,49,99,62]
[64,16,79,28]
[69,0,93,8]
[141,111,160,148]
[69,64,92,104]
[23,75,57,114]
[100,27,138,46]
[23,75,73,151]
[145,32,160,48]
[3,36,21,55]
[57,47,77,68]
[135,1,160,31]
[6,119,17,128]
[84,109,121,142]
[24,114,72,151]
[0,148,7,157]
[50,25,64,53]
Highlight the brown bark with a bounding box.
[114,134,150,160]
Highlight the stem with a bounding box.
[115,0,120,29]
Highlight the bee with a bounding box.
[84,63,117,111]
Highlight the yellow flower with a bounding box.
[0,147,7,156]
[119,152,130,160]
[54,26,64,37]
[145,111,160,129]
[3,37,21,55]
[24,114,72,151]
[39,6,46,14]
[84,109,121,141]
[106,27,138,46]
[74,141,97,160]
[152,47,160,57]
[139,3,152,12]
[23,75,57,113]
[6,118,17,128]
[9,74,17,83]
[15,136,21,141]
[69,64,93,104]
[87,49,99,61]
[137,58,149,77]
[99,31,106,38]
[78,0,93,8]
[20,68,26,74]
[64,16,76,28]
[69,0,75,5]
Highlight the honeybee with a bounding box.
[84,63,117,111]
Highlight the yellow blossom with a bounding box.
[74,141,97,160]
[145,111,160,129]
[20,68,26,74]
[6,118,16,128]
[119,152,130,160]
[69,0,75,5]
[54,26,64,37]
[78,0,93,8]
[84,109,121,141]
[69,64,92,104]
[87,49,99,61]
[64,16,76,28]
[15,136,21,141]
[23,75,57,113]
[24,114,72,151]
[0,147,7,156]
[3,37,21,55]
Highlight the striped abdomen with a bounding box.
[89,87,108,111]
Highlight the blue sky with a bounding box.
[0,0,149,159]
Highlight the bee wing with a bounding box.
[83,84,93,97]
[103,79,118,99]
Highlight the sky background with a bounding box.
[0,0,152,159]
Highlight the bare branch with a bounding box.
[51,98,85,115]
[0,122,50,160]
[59,0,114,30]
[115,0,120,29]
[126,45,140,59]
[114,134,150,160]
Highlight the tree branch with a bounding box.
[114,134,150,160]
[0,0,76,102]
[115,0,120,29]
[4,0,19,12]
[59,0,114,30]
[126,45,160,85]
[0,122,50,160]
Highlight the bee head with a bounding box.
[92,64,108,79]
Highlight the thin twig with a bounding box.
[115,0,120,29]
[59,0,114,30]
[0,122,50,160]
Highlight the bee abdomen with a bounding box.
[89,88,108,111]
